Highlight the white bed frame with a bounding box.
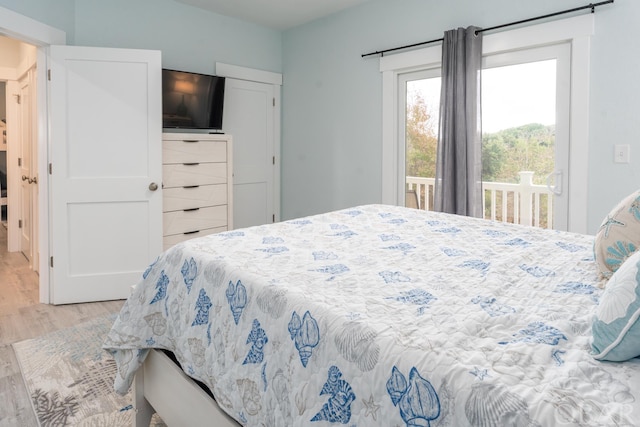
[132,349,239,427]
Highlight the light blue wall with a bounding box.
[1,0,635,233]
[282,0,639,234]
[588,0,640,232]
[73,0,282,75]
[0,0,282,75]
[0,0,75,41]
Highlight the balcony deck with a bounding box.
[406,171,554,229]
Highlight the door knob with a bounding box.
[22,175,28,181]
[148,182,158,191]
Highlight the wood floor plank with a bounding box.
[0,372,38,426]
[0,224,125,424]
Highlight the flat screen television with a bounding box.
[162,69,225,131]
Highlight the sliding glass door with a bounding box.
[398,42,570,230]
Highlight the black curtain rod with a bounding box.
[362,0,614,58]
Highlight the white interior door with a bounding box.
[49,45,162,304]
[223,78,276,228]
[17,67,39,271]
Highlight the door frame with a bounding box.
[379,14,594,234]
[215,62,282,223]
[481,43,571,231]
[0,6,66,303]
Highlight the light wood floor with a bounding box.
[0,224,124,426]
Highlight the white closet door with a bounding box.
[49,45,162,304]
[223,78,276,228]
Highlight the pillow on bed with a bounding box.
[591,250,640,361]
[594,190,640,284]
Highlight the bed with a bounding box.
[104,204,640,426]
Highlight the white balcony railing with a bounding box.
[406,171,554,229]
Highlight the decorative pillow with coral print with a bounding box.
[594,190,640,284]
[592,250,640,361]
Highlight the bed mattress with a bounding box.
[104,204,640,426]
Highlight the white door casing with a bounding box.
[216,62,282,227]
[18,72,31,262]
[49,45,162,304]
[4,79,20,254]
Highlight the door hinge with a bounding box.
[272,156,275,165]
[14,94,21,104]
[272,214,275,223]
[18,219,22,228]
[273,97,275,107]
[49,163,53,174]
[48,69,51,81]
[50,256,54,268]
[18,158,22,167]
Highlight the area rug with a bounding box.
[12,314,165,427]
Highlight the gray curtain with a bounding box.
[434,26,483,217]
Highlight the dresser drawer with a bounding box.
[163,227,227,251]
[163,163,227,188]
[163,184,227,211]
[163,205,227,235]
[163,139,226,164]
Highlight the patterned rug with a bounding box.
[12,315,165,427]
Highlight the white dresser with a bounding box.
[162,132,233,250]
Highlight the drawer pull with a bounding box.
[184,207,200,212]
[183,185,200,189]
[184,230,200,235]
[183,140,199,143]
[183,162,200,166]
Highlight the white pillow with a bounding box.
[591,250,640,361]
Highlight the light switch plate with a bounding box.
[614,144,630,163]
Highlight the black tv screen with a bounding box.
[162,69,225,131]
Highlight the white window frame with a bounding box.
[397,68,440,198]
[380,14,594,234]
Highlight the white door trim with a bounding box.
[215,62,282,86]
[4,79,19,251]
[0,7,65,46]
[215,62,282,223]
[0,5,66,303]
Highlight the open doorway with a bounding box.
[0,6,66,303]
[0,35,39,271]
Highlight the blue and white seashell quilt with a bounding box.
[104,204,640,426]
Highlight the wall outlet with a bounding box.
[614,144,630,163]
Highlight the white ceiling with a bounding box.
[174,0,372,30]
